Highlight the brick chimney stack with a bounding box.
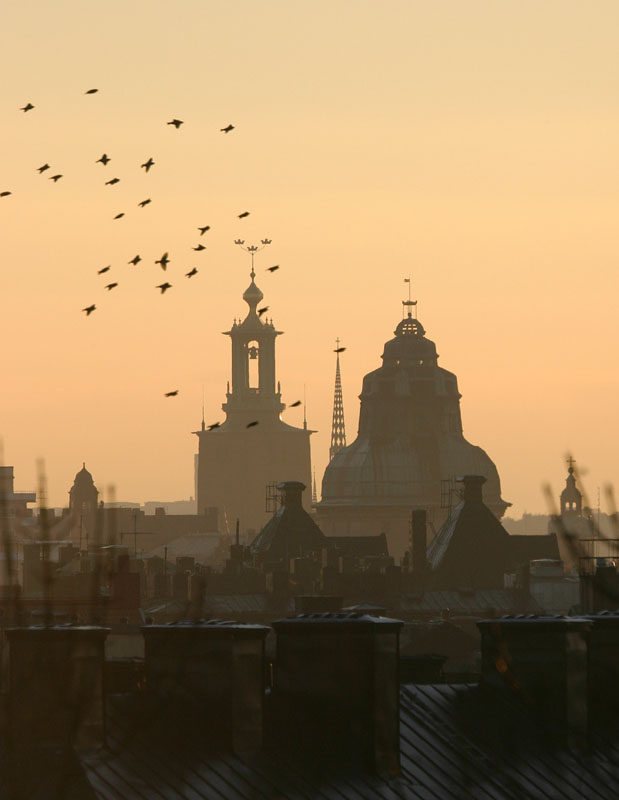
[460,474,486,503]
[6,626,109,750]
[271,612,403,775]
[477,615,591,746]
[142,620,269,754]
[278,480,305,508]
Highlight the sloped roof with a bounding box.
[249,502,326,560]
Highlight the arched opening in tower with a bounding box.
[247,341,260,390]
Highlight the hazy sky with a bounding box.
[1,1,618,516]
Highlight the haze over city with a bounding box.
[2,0,618,515]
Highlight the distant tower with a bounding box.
[194,242,313,534]
[329,339,347,461]
[560,457,582,519]
[69,464,98,516]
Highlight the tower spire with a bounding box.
[329,338,347,461]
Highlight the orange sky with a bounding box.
[1,1,618,515]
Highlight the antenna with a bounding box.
[303,384,307,430]
[201,386,205,431]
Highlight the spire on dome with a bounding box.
[235,239,272,315]
[329,339,347,461]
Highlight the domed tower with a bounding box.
[560,457,582,520]
[69,463,99,516]
[317,292,509,558]
[194,248,313,536]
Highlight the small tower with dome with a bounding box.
[194,245,313,536]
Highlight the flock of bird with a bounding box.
[5,89,344,424]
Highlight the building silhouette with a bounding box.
[318,295,509,557]
[195,265,312,536]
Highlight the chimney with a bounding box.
[460,474,486,502]
[271,612,403,775]
[277,480,305,508]
[477,615,591,745]
[6,625,109,749]
[142,620,269,754]
[411,509,427,577]
[585,611,619,728]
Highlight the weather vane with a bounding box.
[234,238,272,276]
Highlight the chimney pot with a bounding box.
[277,481,306,508]
[459,474,486,502]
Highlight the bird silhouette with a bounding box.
[198,225,210,235]
[266,265,279,272]
[290,400,302,407]
[105,178,120,185]
[155,252,169,269]
[128,255,141,265]
[157,282,172,293]
[141,157,155,172]
[37,164,50,173]
[334,347,346,353]
[96,153,110,165]
[113,212,125,219]
[220,124,234,133]
[258,306,269,317]
[0,192,12,198]
[98,266,111,274]
[192,244,206,251]
[167,119,183,128]
[85,89,98,94]
[164,390,179,397]
[207,422,221,430]
[238,211,250,218]
[185,267,198,278]
[138,198,151,208]
[82,305,96,315]
[246,420,259,428]
[49,174,63,182]
[105,282,118,291]
[21,103,35,112]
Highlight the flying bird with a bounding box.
[185,267,198,278]
[37,164,50,173]
[97,266,111,274]
[141,157,155,172]
[246,421,259,428]
[198,225,210,235]
[192,244,206,251]
[207,422,221,430]
[155,252,169,269]
[20,103,35,112]
[0,191,12,197]
[258,306,269,317]
[105,177,120,185]
[105,282,118,291]
[82,305,96,315]
[128,255,141,265]
[238,211,250,218]
[290,400,302,407]
[334,347,346,353]
[138,198,151,208]
[85,88,99,94]
[156,282,172,293]
[266,265,279,272]
[49,174,63,182]
[167,119,183,128]
[164,390,178,397]
[96,153,110,165]
[113,212,125,219]
[220,124,234,133]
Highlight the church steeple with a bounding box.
[560,456,582,518]
[223,241,284,418]
[329,339,347,461]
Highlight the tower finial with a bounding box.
[303,384,307,430]
[402,276,417,319]
[567,455,576,474]
[201,386,205,431]
[235,238,272,281]
[330,339,347,461]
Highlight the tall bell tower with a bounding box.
[195,243,313,536]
